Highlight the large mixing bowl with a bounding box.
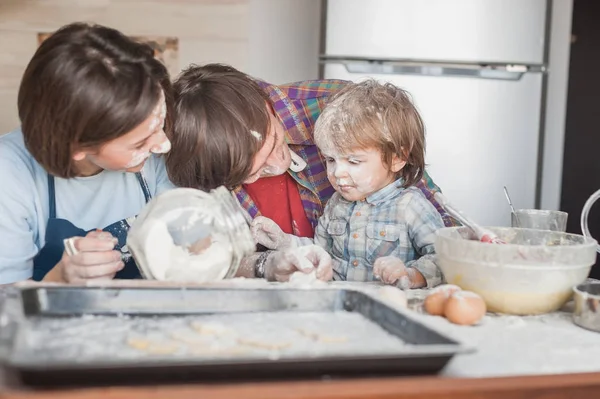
[435,227,597,315]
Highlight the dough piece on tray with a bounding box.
[296,328,348,343]
[288,270,327,288]
[126,337,180,355]
[189,345,250,356]
[377,286,409,309]
[190,321,233,336]
[236,338,293,351]
[170,330,212,345]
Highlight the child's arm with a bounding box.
[250,216,314,250]
[404,193,446,288]
[313,202,347,281]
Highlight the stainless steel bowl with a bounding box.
[573,281,600,333]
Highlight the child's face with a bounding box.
[322,147,404,201]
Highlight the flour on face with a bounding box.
[322,148,395,201]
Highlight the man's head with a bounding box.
[166,63,291,190]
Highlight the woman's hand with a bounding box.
[51,230,124,283]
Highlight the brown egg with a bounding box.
[444,291,487,326]
[423,284,462,316]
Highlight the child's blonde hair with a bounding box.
[314,79,425,187]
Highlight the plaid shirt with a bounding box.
[314,180,445,288]
[233,79,458,233]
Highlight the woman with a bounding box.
[0,22,174,284]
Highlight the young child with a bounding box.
[251,80,445,289]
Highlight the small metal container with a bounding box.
[573,281,600,333]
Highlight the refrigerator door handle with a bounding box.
[319,58,546,81]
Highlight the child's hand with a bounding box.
[373,256,424,289]
[250,216,292,250]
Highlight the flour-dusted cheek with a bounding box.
[125,150,150,168]
[326,163,336,179]
[326,163,340,186]
[261,165,285,177]
[348,166,375,194]
[151,136,171,154]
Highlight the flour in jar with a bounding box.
[138,214,233,283]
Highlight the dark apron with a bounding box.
[32,173,152,281]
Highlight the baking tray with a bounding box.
[1,286,469,387]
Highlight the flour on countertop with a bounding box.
[403,288,600,378]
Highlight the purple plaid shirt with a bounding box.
[233,79,458,235]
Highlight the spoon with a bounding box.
[503,186,520,227]
[435,192,506,244]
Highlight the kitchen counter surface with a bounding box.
[1,281,599,398]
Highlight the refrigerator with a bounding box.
[320,0,549,227]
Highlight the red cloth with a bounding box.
[244,174,314,238]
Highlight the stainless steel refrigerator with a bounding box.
[320,0,549,227]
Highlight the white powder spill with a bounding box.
[139,216,232,283]
[127,189,239,283]
[151,136,171,154]
[288,270,327,288]
[402,288,600,378]
[14,280,600,378]
[261,165,285,177]
[18,312,406,363]
[322,150,378,199]
[148,89,167,133]
[250,130,262,140]
[125,150,150,169]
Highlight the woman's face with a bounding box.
[73,92,171,176]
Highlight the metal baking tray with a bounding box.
[1,286,470,387]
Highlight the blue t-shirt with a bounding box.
[0,128,175,284]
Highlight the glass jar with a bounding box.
[127,187,255,282]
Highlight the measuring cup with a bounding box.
[511,209,568,232]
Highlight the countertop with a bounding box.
[1,280,599,398]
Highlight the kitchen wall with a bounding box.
[540,0,573,211]
[0,0,573,213]
[247,0,321,84]
[0,0,321,134]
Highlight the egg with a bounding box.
[444,291,487,325]
[423,284,462,316]
[377,286,408,309]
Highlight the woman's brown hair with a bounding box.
[314,79,426,188]
[18,22,173,178]
[166,63,271,190]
